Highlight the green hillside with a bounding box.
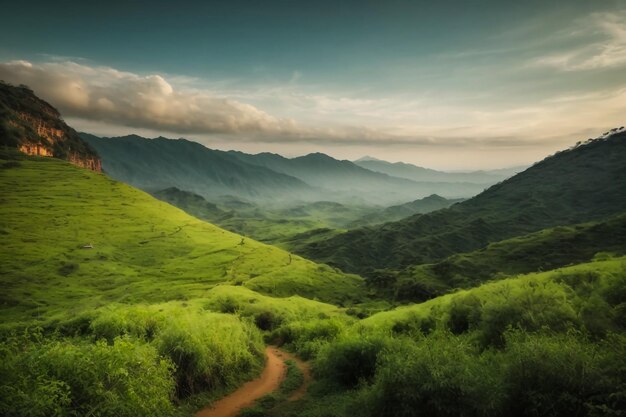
[296,132,626,276]
[385,213,626,301]
[0,152,365,326]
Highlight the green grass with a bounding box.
[0,157,365,326]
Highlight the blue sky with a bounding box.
[1,0,625,169]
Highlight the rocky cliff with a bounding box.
[0,81,101,172]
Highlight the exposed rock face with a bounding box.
[0,82,101,172]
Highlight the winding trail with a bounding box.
[194,346,310,417]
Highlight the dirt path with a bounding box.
[194,346,310,417]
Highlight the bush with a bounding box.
[367,331,504,417]
[156,313,264,397]
[315,333,391,387]
[0,334,175,417]
[447,293,482,334]
[500,330,626,417]
[254,310,282,331]
[273,318,345,359]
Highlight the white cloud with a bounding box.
[530,11,626,71]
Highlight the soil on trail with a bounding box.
[194,346,310,417]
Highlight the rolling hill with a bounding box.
[0,151,365,326]
[388,213,626,301]
[295,129,626,276]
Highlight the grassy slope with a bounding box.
[0,156,365,325]
[362,257,626,331]
[296,132,626,276]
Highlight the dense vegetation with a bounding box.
[0,153,364,415]
[296,132,626,277]
[267,258,626,417]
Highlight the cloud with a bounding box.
[0,60,301,136]
[0,59,623,153]
[530,11,626,71]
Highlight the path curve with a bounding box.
[194,346,310,417]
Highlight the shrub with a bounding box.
[500,330,626,417]
[156,313,264,397]
[315,333,391,387]
[367,331,504,417]
[273,318,345,359]
[447,293,482,334]
[0,334,175,417]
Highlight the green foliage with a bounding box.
[499,331,626,417]
[156,313,264,397]
[391,214,626,300]
[0,333,175,417]
[273,318,346,359]
[314,333,391,387]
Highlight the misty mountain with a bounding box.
[296,129,626,276]
[354,156,525,184]
[82,133,491,206]
[228,150,488,202]
[80,134,317,202]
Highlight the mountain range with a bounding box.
[354,156,526,184]
[81,134,515,206]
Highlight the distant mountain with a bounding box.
[81,133,492,207]
[349,194,464,227]
[229,150,487,203]
[354,157,525,184]
[296,129,626,276]
[0,81,100,171]
[80,134,315,202]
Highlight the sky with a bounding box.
[0,0,625,169]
